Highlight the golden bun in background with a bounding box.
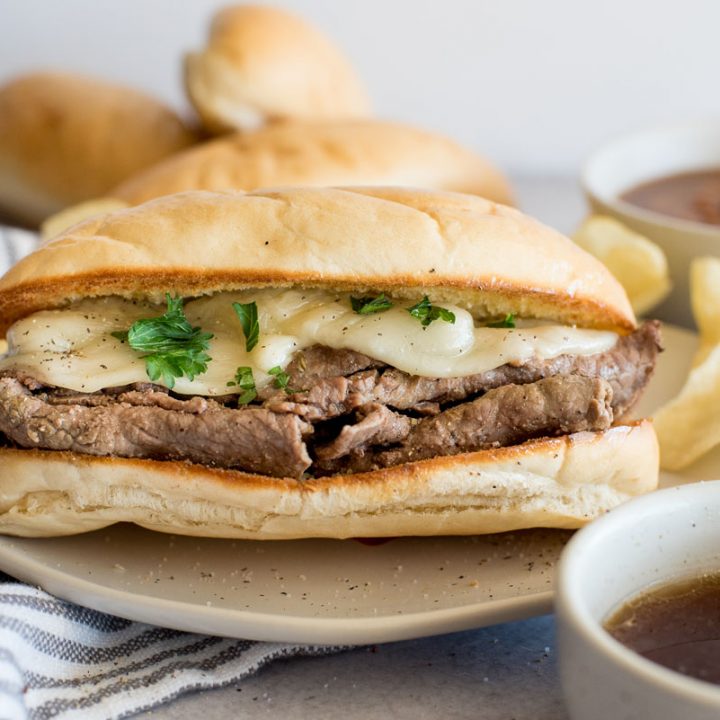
[111,120,513,206]
[185,4,371,134]
[0,72,198,227]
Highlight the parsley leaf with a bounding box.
[232,301,259,352]
[112,294,213,389]
[268,365,296,394]
[406,296,456,328]
[487,313,516,328]
[350,293,394,315]
[228,366,257,405]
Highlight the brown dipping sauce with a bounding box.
[604,573,720,685]
[620,169,720,225]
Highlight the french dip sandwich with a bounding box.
[0,187,661,538]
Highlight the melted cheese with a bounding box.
[0,290,618,395]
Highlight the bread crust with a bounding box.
[0,422,659,538]
[185,5,370,133]
[0,73,197,226]
[0,187,635,334]
[112,120,513,206]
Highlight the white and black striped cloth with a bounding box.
[0,229,342,718]
[0,573,341,720]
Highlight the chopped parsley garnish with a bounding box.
[228,366,257,405]
[406,296,456,328]
[112,294,212,389]
[268,365,296,394]
[487,313,516,328]
[232,301,259,351]
[350,293,394,315]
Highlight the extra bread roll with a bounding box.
[40,198,130,241]
[110,120,513,207]
[185,5,371,134]
[0,187,657,539]
[0,72,197,226]
[0,187,633,334]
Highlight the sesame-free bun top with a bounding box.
[0,187,635,335]
[0,72,197,227]
[184,5,371,134]
[111,120,513,206]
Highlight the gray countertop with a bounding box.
[138,177,587,719]
[144,616,567,719]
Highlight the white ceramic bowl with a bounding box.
[582,121,720,328]
[556,480,720,720]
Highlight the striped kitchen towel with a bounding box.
[0,226,37,274]
[0,574,342,720]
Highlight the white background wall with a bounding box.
[1,0,718,175]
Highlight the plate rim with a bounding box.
[0,541,554,643]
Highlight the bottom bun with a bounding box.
[0,421,658,538]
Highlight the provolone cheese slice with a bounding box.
[0,289,618,395]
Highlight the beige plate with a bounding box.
[0,325,713,644]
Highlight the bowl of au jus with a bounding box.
[582,121,720,327]
[556,481,720,720]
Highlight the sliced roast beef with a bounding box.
[46,386,211,413]
[371,320,659,416]
[0,322,660,478]
[264,370,380,421]
[45,382,174,409]
[283,345,382,388]
[0,377,312,478]
[266,321,661,422]
[314,403,412,462]
[316,375,614,475]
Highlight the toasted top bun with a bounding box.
[111,120,513,206]
[0,72,197,227]
[0,187,635,335]
[185,5,371,134]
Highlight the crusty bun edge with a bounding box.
[0,421,658,538]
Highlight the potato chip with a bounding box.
[0,339,6,355]
[655,343,720,470]
[655,256,720,469]
[573,215,671,316]
[40,198,129,241]
[690,257,720,367]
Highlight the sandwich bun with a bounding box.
[185,5,371,134]
[0,72,197,226]
[110,120,513,207]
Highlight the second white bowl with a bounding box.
[582,121,720,327]
[556,480,720,720]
